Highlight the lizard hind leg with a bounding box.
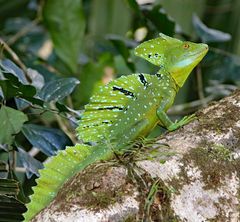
[115,118,150,154]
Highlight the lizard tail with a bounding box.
[23,144,111,222]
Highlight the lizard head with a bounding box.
[134,33,208,87]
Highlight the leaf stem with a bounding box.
[50,103,77,143]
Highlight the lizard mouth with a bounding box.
[190,44,208,58]
[173,44,208,70]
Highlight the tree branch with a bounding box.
[33,90,240,222]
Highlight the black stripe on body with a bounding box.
[97,106,124,111]
[156,73,163,79]
[82,120,113,128]
[138,73,148,87]
[102,120,113,124]
[112,86,135,98]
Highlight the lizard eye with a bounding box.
[183,43,190,49]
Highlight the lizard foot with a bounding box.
[168,114,196,131]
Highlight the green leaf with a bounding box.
[126,0,141,15]
[144,5,175,37]
[26,68,45,90]
[0,106,28,145]
[38,77,80,102]
[0,178,26,221]
[88,0,131,37]
[43,0,86,73]
[108,36,136,72]
[0,195,26,222]
[7,170,28,204]
[0,59,27,84]
[73,53,112,107]
[203,50,240,86]
[0,72,36,100]
[0,61,37,102]
[17,147,43,179]
[0,0,29,25]
[0,161,7,173]
[0,179,19,196]
[157,0,205,34]
[193,14,231,43]
[21,124,73,156]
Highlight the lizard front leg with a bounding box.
[156,99,196,131]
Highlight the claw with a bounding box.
[168,114,196,131]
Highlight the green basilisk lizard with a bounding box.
[23,33,208,221]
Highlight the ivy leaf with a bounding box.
[43,0,86,73]
[38,77,80,102]
[21,124,73,156]
[0,106,28,145]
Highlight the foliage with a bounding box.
[0,0,239,221]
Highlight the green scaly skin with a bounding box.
[24,34,208,221]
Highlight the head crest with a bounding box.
[134,33,181,67]
[134,33,208,87]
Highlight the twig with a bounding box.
[29,103,77,120]
[209,47,237,58]
[67,96,74,109]
[12,150,16,171]
[0,38,32,83]
[196,65,207,107]
[7,18,41,46]
[168,94,216,115]
[205,3,232,14]
[28,147,40,157]
[7,0,45,45]
[50,103,77,143]
[15,167,26,173]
